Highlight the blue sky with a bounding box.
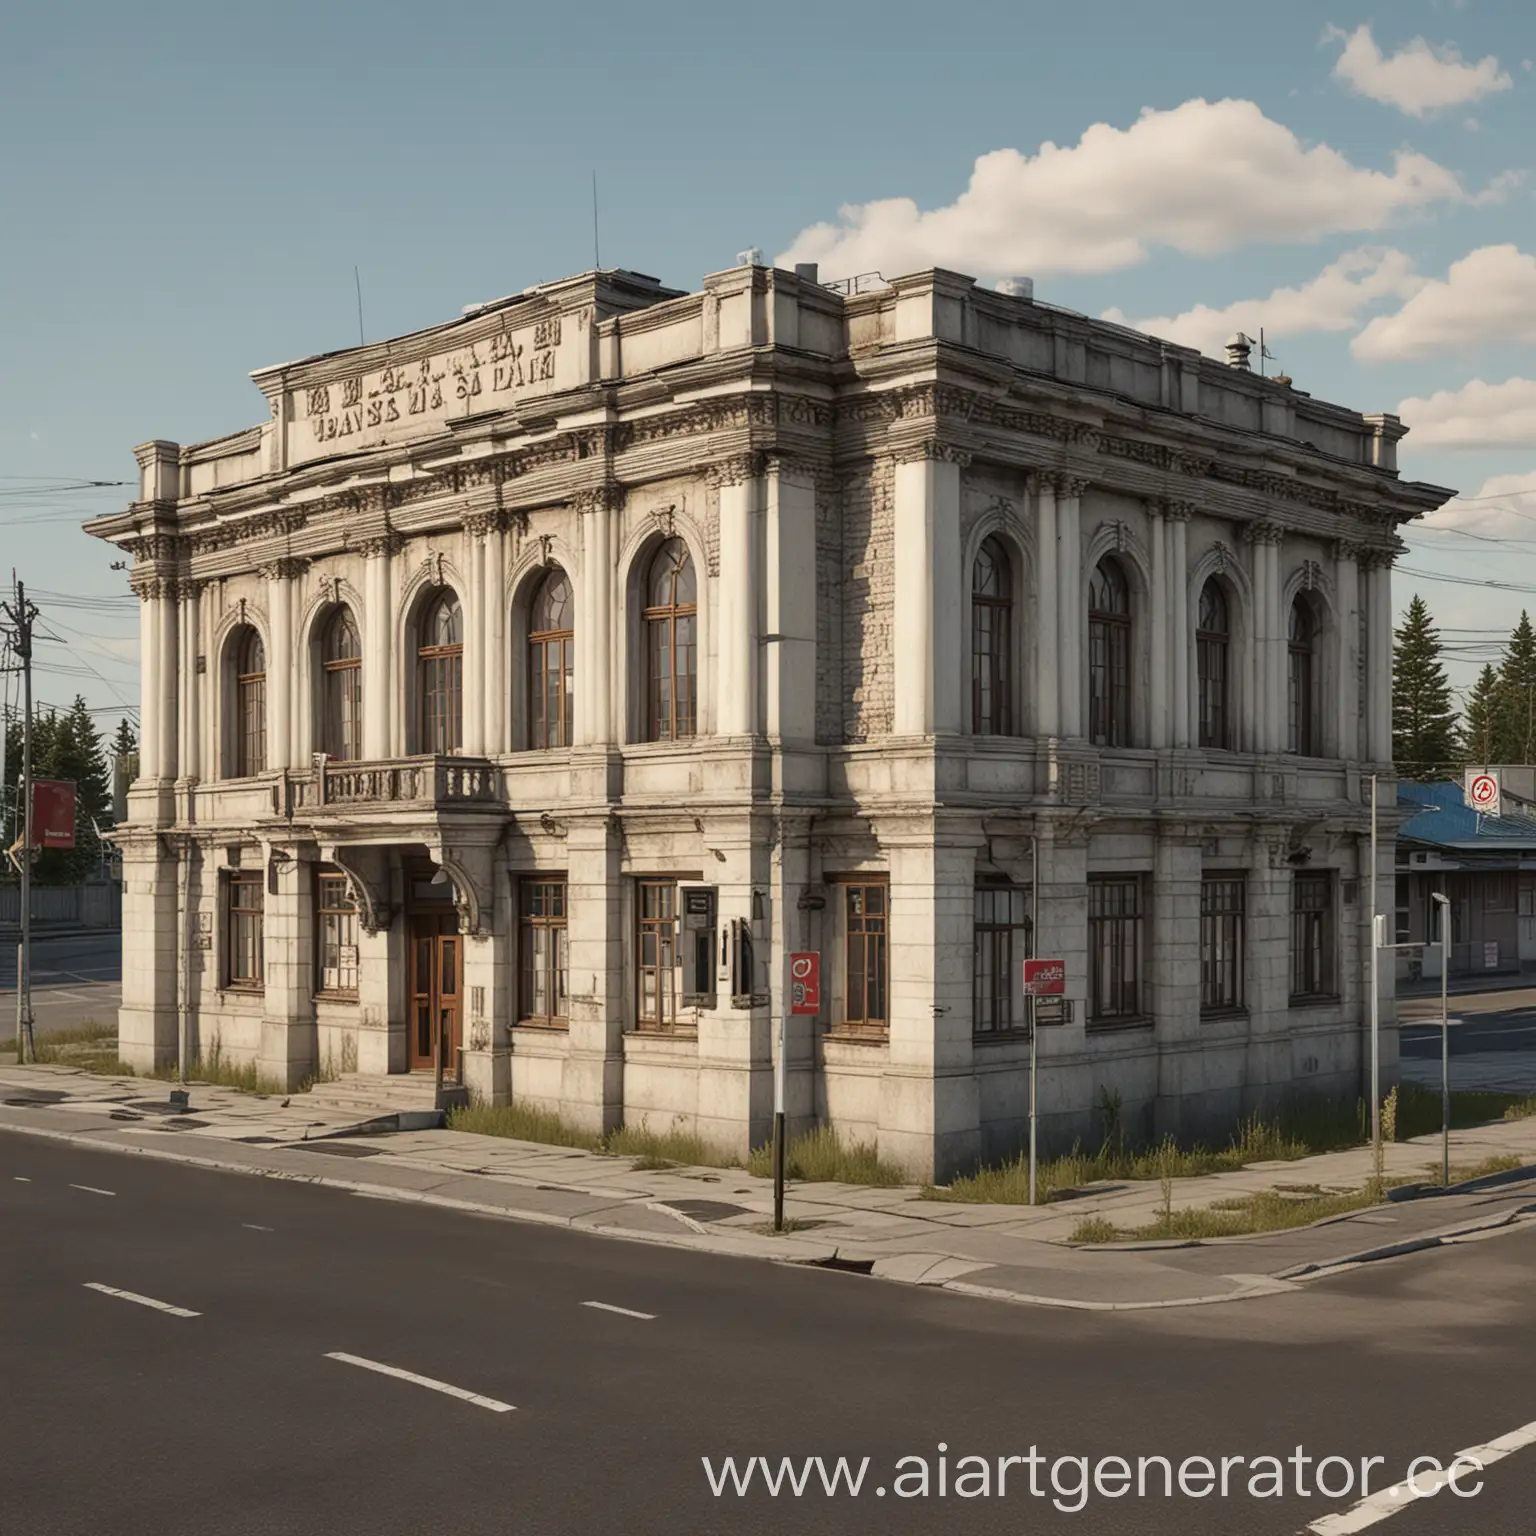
[4,0,1535,732]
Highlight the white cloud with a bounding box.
[1326,23,1511,116]
[1353,244,1536,361]
[775,97,1500,282]
[1101,247,1422,357]
[1398,377,1536,449]
[1417,470,1536,539]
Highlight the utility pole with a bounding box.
[1,580,38,1064]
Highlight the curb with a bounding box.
[1274,1204,1536,1281]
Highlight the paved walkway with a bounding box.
[3,1063,1535,1312]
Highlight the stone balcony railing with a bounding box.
[291,755,502,812]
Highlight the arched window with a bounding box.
[972,536,1013,736]
[1088,558,1131,747]
[234,627,266,777]
[528,567,574,750]
[644,539,696,741]
[320,607,362,762]
[1196,579,1231,749]
[1288,599,1317,755]
[417,589,463,755]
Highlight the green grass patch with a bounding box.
[17,1020,133,1076]
[747,1124,907,1187]
[1391,1080,1536,1139]
[447,1100,606,1151]
[607,1124,732,1168]
[1071,1185,1382,1243]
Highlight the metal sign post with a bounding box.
[1023,959,1067,1207]
[780,952,820,1232]
[1431,891,1452,1186]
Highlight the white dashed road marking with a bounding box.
[83,1283,200,1319]
[242,1224,274,1232]
[69,1184,116,1197]
[324,1352,516,1413]
[1306,1417,1536,1533]
[13,1176,31,1182]
[582,1301,656,1320]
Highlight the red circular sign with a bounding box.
[1469,774,1498,808]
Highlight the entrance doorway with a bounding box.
[407,911,462,1076]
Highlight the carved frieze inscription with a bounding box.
[293,313,575,464]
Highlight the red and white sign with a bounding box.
[1023,958,1067,997]
[1466,770,1501,817]
[789,952,821,1015]
[30,779,77,850]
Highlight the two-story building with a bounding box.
[86,261,1452,1179]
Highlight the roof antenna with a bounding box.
[591,171,601,272]
[354,266,366,347]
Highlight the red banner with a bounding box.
[1023,958,1067,997]
[31,779,77,850]
[788,952,821,1015]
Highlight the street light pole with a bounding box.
[1369,773,1380,1163]
[1431,890,1451,1186]
[1,580,38,1065]
[1027,833,1039,1208]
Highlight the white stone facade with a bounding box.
[88,264,1453,1179]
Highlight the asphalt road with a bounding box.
[0,930,121,1036]
[2,1134,1534,1535]
[1400,988,1536,1059]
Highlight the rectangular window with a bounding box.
[636,880,681,1031]
[1200,875,1245,1014]
[1088,876,1144,1024]
[1088,618,1131,747]
[843,881,889,1034]
[1197,635,1228,749]
[225,872,264,990]
[315,872,358,996]
[974,883,1030,1035]
[1485,873,1517,913]
[519,878,569,1026]
[1395,874,1412,945]
[1290,872,1336,1002]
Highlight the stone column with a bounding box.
[1168,506,1191,748]
[157,581,179,780]
[877,822,980,1181]
[1245,523,1284,753]
[561,815,625,1134]
[716,462,762,737]
[116,836,179,1071]
[764,456,818,744]
[575,486,618,746]
[362,538,393,760]
[1335,542,1361,762]
[1150,830,1203,1140]
[179,582,201,782]
[1033,475,1060,738]
[1056,475,1086,738]
[257,844,318,1090]
[263,562,294,770]
[482,521,507,753]
[136,582,160,781]
[1147,502,1169,749]
[1365,552,1394,763]
[462,524,486,756]
[1031,821,1089,1156]
[1243,834,1294,1111]
[893,446,963,736]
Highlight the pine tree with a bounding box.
[1497,612,1536,763]
[111,717,137,762]
[1463,665,1502,768]
[1392,595,1461,780]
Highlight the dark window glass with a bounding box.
[1088,876,1144,1023]
[1288,600,1317,756]
[644,539,697,741]
[974,883,1030,1034]
[519,879,569,1025]
[316,871,358,995]
[844,882,889,1032]
[972,537,1013,736]
[528,568,574,750]
[1290,871,1336,1000]
[235,628,266,777]
[1088,559,1131,747]
[1197,580,1230,750]
[1200,875,1245,1013]
[321,608,362,762]
[417,589,463,754]
[226,871,264,989]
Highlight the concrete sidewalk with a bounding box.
[3,1062,1535,1312]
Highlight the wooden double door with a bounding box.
[407,912,462,1076]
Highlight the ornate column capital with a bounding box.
[705,452,765,489]
[258,556,310,582]
[1240,519,1283,546]
[570,481,627,516]
[357,530,406,559]
[891,439,972,468]
[1052,472,1091,498]
[1163,500,1195,524]
[1332,538,1365,564]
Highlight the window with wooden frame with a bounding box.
[234,627,266,777]
[315,871,358,996]
[636,880,682,1031]
[416,588,463,755]
[225,871,264,990]
[320,608,362,762]
[1288,599,1318,756]
[1088,558,1132,747]
[971,536,1014,736]
[1290,871,1336,1002]
[841,881,889,1035]
[1199,874,1245,1015]
[1485,872,1518,913]
[974,882,1030,1036]
[1088,875,1145,1025]
[519,878,569,1027]
[1196,579,1231,750]
[528,568,573,750]
[643,539,697,741]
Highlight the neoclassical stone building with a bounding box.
[87,262,1452,1178]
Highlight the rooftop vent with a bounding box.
[997,276,1034,300]
[736,247,764,268]
[1225,332,1254,370]
[794,262,818,283]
